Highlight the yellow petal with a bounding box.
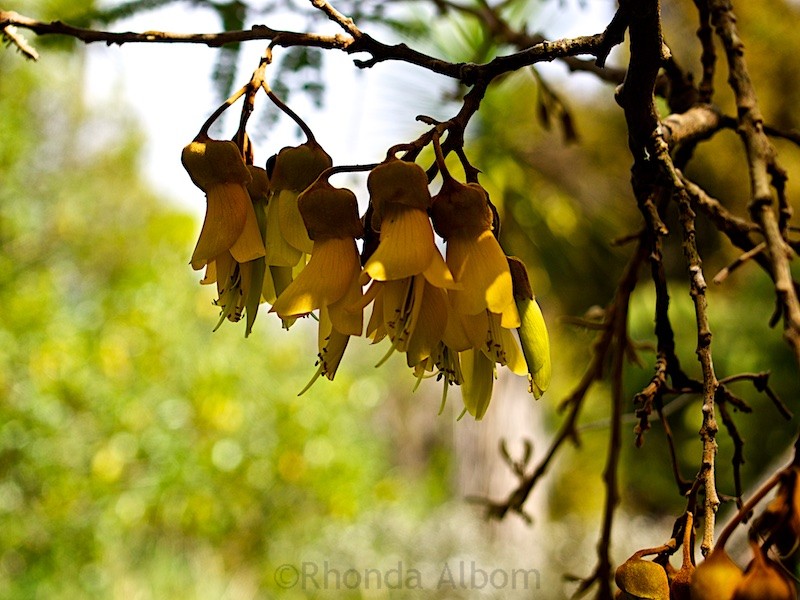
[278,189,314,254]
[446,230,518,326]
[441,294,472,352]
[200,260,217,285]
[229,191,266,263]
[244,257,266,337]
[328,263,364,337]
[271,238,360,319]
[495,326,528,376]
[261,264,277,304]
[265,190,302,267]
[190,183,249,270]
[405,282,448,367]
[422,246,460,290]
[517,296,551,398]
[381,277,416,349]
[362,207,435,282]
[460,348,495,420]
[214,251,236,299]
[299,324,350,395]
[365,283,387,343]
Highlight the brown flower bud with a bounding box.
[269,141,332,192]
[367,158,431,228]
[430,177,494,240]
[181,138,251,192]
[298,179,364,241]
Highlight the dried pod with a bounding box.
[670,562,694,600]
[614,556,670,600]
[689,548,743,600]
[732,543,796,600]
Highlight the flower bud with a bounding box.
[430,178,493,240]
[298,179,364,241]
[181,138,251,192]
[269,142,332,192]
[367,158,431,227]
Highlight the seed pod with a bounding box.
[614,556,670,600]
[732,543,796,600]
[689,548,743,600]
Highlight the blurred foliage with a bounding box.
[0,19,479,599]
[462,0,800,533]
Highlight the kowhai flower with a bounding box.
[271,176,364,386]
[264,141,332,274]
[197,163,271,333]
[431,175,527,419]
[361,158,460,368]
[181,136,265,271]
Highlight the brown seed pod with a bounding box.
[732,542,796,600]
[614,556,670,600]
[689,548,743,600]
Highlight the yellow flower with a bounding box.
[264,141,332,273]
[508,256,551,399]
[361,158,460,367]
[431,176,527,418]
[271,176,364,386]
[181,137,265,271]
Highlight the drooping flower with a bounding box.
[264,141,332,275]
[181,136,265,271]
[361,157,460,369]
[431,175,528,418]
[508,256,551,399]
[198,164,271,334]
[271,175,364,386]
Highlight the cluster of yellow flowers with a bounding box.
[182,131,550,419]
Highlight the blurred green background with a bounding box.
[2,0,800,598]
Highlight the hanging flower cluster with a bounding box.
[180,59,550,419]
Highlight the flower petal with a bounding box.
[422,246,460,290]
[190,183,249,270]
[278,189,314,254]
[460,349,495,420]
[446,230,518,326]
[271,238,360,319]
[517,296,551,398]
[229,191,266,263]
[362,207,435,282]
[328,258,364,337]
[405,282,448,367]
[265,190,302,267]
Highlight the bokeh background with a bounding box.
[2,0,799,598]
